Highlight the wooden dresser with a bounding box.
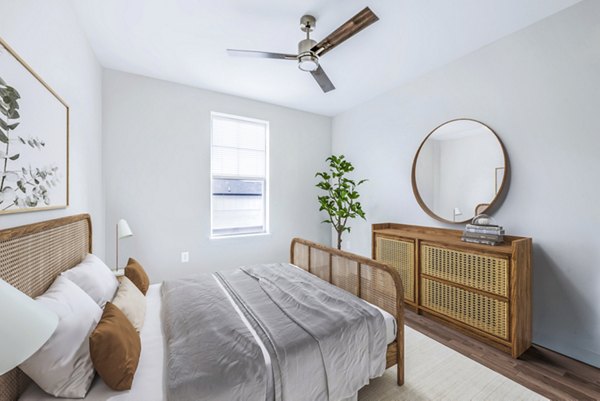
[372,223,532,358]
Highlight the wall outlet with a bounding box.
[181,251,189,263]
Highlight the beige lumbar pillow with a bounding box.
[111,276,146,331]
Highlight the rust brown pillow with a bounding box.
[125,258,149,295]
[89,303,141,391]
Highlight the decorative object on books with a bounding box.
[0,37,69,215]
[315,155,367,250]
[373,222,532,358]
[475,203,489,215]
[462,214,504,245]
[411,119,508,224]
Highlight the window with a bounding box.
[211,112,269,237]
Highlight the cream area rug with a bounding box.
[358,326,547,401]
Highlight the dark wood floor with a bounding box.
[405,309,600,401]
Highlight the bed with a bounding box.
[0,214,404,401]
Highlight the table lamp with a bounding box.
[116,219,133,271]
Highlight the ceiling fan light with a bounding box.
[298,53,319,72]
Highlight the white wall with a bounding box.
[332,0,600,367]
[0,1,105,257]
[103,69,331,282]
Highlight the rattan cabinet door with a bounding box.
[375,236,415,303]
[421,244,509,297]
[421,277,509,340]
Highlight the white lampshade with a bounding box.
[117,219,133,239]
[0,279,58,375]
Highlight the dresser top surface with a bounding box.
[373,224,531,255]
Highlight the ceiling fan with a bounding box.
[227,7,379,93]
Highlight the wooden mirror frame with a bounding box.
[411,118,510,224]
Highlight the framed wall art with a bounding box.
[0,37,69,215]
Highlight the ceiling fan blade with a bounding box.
[310,65,335,93]
[311,7,379,57]
[227,49,297,60]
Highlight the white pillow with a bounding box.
[62,254,119,307]
[19,276,102,398]
[112,276,147,331]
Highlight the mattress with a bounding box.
[20,282,396,401]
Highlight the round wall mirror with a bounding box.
[411,119,508,224]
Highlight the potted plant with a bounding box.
[315,155,367,250]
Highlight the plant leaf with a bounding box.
[8,153,19,161]
[17,180,26,193]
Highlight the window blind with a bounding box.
[211,116,266,178]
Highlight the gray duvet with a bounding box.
[161,263,387,401]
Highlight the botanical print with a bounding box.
[0,40,68,214]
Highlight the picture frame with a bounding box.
[0,37,69,215]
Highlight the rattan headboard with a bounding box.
[0,214,92,401]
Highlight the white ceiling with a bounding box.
[70,0,580,116]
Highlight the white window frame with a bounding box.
[210,111,270,239]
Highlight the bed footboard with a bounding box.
[290,238,404,386]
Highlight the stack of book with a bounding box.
[461,224,504,245]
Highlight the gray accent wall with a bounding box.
[332,0,600,367]
[102,69,331,282]
[0,1,105,257]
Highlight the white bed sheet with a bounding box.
[366,301,397,345]
[20,282,397,401]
